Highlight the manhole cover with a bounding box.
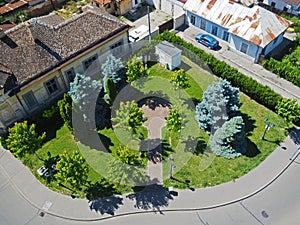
[261,210,269,218]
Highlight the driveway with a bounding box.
[175,26,300,104]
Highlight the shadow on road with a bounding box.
[126,181,174,213]
[89,196,123,215]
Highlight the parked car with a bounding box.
[195,34,219,50]
[37,166,49,177]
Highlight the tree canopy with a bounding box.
[4,121,46,158]
[55,150,89,191]
[126,56,149,83]
[195,78,241,134]
[112,101,147,134]
[276,98,300,124]
[209,116,247,159]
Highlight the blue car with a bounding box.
[195,34,219,50]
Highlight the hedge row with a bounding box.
[155,31,283,111]
[262,58,300,88]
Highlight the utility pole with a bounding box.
[147,6,151,42]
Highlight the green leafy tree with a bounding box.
[106,78,118,104]
[165,108,183,144]
[126,56,149,83]
[276,98,300,124]
[112,101,147,134]
[195,78,241,134]
[55,150,89,191]
[171,69,190,97]
[108,145,147,187]
[4,121,46,158]
[209,116,246,159]
[57,93,73,130]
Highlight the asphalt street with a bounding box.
[0,129,299,225]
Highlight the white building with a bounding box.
[184,0,291,63]
[156,40,182,70]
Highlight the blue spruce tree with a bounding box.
[101,54,124,92]
[195,78,241,134]
[209,116,247,159]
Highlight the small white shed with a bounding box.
[155,41,182,70]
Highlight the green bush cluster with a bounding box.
[155,31,283,111]
[262,58,300,88]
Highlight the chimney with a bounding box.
[0,28,5,39]
[19,15,25,23]
[25,20,39,41]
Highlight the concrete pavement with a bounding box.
[0,127,299,224]
[175,26,300,104]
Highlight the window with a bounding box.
[200,20,206,30]
[110,40,124,50]
[22,91,38,109]
[64,68,76,83]
[191,15,196,25]
[222,31,229,42]
[211,26,218,36]
[240,43,248,54]
[82,54,98,70]
[44,77,60,94]
[271,2,276,7]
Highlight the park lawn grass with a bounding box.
[22,53,288,196]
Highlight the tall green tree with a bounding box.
[195,78,241,134]
[276,98,300,124]
[165,108,183,145]
[112,101,147,134]
[4,121,46,158]
[209,116,246,159]
[126,56,149,83]
[171,69,190,97]
[57,93,73,130]
[108,145,147,187]
[106,78,118,104]
[55,150,89,191]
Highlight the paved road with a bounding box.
[0,127,299,224]
[175,26,300,104]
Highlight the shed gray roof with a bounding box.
[0,7,129,86]
[156,40,182,57]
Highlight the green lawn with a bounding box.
[15,55,288,196]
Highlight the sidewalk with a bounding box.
[176,26,300,104]
[0,130,299,221]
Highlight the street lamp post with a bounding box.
[168,157,176,179]
[261,117,275,140]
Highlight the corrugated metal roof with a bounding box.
[283,0,300,5]
[184,0,291,48]
[156,40,182,56]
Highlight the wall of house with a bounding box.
[230,35,263,62]
[0,31,129,133]
[264,0,300,15]
[160,0,184,17]
[186,11,262,62]
[263,32,284,56]
[171,53,181,70]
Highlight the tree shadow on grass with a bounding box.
[182,97,198,111]
[244,138,260,157]
[86,180,123,215]
[241,112,256,136]
[183,135,207,155]
[126,181,174,213]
